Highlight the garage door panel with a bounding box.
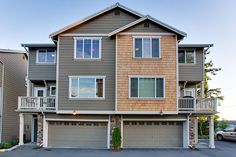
[48,122,107,148]
[123,121,183,148]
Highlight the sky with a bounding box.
[0,0,235,120]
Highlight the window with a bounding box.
[178,50,195,64]
[50,86,56,96]
[130,76,165,98]
[37,49,56,64]
[69,76,105,98]
[74,37,101,59]
[134,37,160,58]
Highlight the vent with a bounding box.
[144,22,149,27]
[114,9,120,15]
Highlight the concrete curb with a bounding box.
[0,144,20,152]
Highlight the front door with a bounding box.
[34,87,46,97]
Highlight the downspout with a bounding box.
[0,60,4,143]
[23,45,30,97]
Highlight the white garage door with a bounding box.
[123,121,183,148]
[48,121,108,148]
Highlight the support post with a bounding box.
[19,113,24,145]
[201,81,204,98]
[209,115,215,148]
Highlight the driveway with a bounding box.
[0,141,235,157]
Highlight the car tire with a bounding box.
[217,134,224,141]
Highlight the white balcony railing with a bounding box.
[178,98,217,112]
[18,96,56,112]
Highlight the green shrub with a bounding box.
[0,140,18,149]
[112,127,121,148]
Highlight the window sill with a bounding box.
[36,63,56,65]
[69,98,105,100]
[128,97,166,100]
[73,58,101,61]
[133,57,161,60]
[179,63,196,66]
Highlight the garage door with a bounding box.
[123,121,183,148]
[48,121,108,148]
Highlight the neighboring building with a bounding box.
[18,3,217,149]
[0,49,29,143]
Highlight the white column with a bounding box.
[31,116,34,142]
[201,81,204,98]
[19,113,24,145]
[195,117,198,144]
[209,115,215,148]
[183,115,189,148]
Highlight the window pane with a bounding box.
[178,50,185,63]
[71,78,78,97]
[135,38,142,57]
[96,79,103,97]
[84,39,91,59]
[76,40,83,58]
[51,87,56,96]
[92,40,99,58]
[143,38,151,58]
[139,78,155,97]
[152,38,159,57]
[79,78,95,98]
[156,78,164,97]
[186,51,194,63]
[130,78,138,97]
[47,50,55,63]
[38,50,46,62]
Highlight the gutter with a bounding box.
[0,60,4,143]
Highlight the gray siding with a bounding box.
[58,36,115,110]
[0,63,2,87]
[45,114,109,120]
[64,8,139,34]
[124,20,172,33]
[179,48,204,81]
[0,53,27,142]
[28,48,56,81]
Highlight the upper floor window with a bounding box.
[134,37,160,58]
[69,76,105,99]
[74,37,101,60]
[129,76,165,98]
[37,49,56,64]
[178,50,195,64]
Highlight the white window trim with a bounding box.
[133,36,161,59]
[128,75,165,99]
[36,49,56,64]
[49,86,56,96]
[73,37,102,60]
[68,76,105,99]
[179,49,196,65]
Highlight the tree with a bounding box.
[204,49,223,100]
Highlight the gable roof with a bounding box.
[49,3,143,39]
[108,15,187,37]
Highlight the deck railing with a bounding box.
[18,96,56,111]
[178,98,217,112]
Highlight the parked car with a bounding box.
[216,125,236,141]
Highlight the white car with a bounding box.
[216,125,236,141]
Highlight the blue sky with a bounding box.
[0,0,235,120]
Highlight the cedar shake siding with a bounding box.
[63,8,139,34]
[58,36,115,110]
[117,34,177,111]
[28,48,56,81]
[179,48,204,82]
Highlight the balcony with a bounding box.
[178,98,217,113]
[18,97,56,112]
